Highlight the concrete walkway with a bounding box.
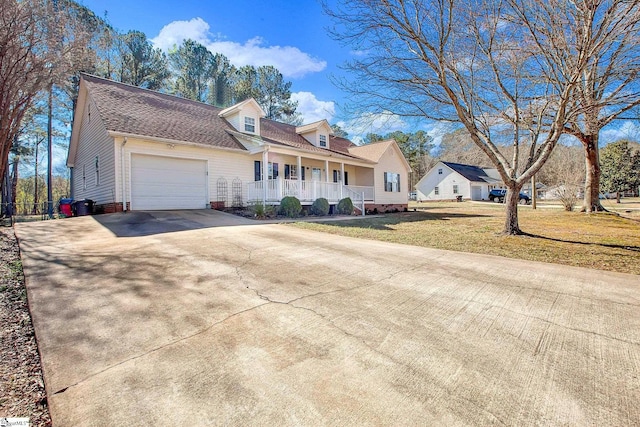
[15,210,640,426]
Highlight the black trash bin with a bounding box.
[73,199,94,216]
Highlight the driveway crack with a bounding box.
[51,301,270,396]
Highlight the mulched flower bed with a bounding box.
[0,227,51,426]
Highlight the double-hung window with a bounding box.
[384,172,401,192]
[319,135,327,147]
[244,117,256,133]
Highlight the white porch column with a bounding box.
[340,162,345,198]
[262,148,268,203]
[297,155,302,197]
[325,160,330,182]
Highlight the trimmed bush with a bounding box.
[279,196,302,218]
[310,198,330,216]
[337,197,354,215]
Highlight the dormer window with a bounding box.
[244,117,256,133]
[319,134,327,147]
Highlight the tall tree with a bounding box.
[326,0,591,234]
[117,30,169,90]
[600,140,640,203]
[233,65,301,124]
[169,39,215,102]
[207,53,235,107]
[542,1,640,212]
[331,124,349,138]
[0,0,91,207]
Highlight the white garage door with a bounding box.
[471,186,482,201]
[131,154,208,210]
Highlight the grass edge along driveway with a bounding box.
[290,202,640,275]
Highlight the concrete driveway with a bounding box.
[15,210,640,426]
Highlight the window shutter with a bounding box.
[384,172,388,191]
[397,174,400,192]
[333,170,338,183]
[301,167,306,181]
[344,171,349,186]
[285,164,290,179]
[273,163,279,178]
[254,161,261,181]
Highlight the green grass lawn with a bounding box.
[290,201,640,275]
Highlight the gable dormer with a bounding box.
[218,98,266,136]
[295,120,333,149]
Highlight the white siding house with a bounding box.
[67,74,410,214]
[415,161,502,201]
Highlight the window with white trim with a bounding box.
[319,134,327,147]
[285,164,298,179]
[453,184,459,194]
[384,172,401,192]
[438,168,443,175]
[434,186,439,195]
[244,116,256,133]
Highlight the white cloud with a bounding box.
[337,111,407,142]
[151,18,326,79]
[600,120,640,145]
[150,17,211,50]
[423,121,459,147]
[291,92,335,123]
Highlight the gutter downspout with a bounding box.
[121,137,127,212]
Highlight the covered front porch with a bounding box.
[246,148,375,212]
[247,179,374,204]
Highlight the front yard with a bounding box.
[291,201,640,275]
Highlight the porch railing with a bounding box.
[345,185,375,201]
[247,179,373,211]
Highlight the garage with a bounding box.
[471,185,482,201]
[130,154,208,210]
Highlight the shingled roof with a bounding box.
[79,74,366,161]
[442,161,499,183]
[82,74,245,150]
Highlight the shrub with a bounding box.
[251,203,276,219]
[279,196,302,218]
[310,198,330,216]
[337,197,354,215]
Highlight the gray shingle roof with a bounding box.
[82,74,246,150]
[442,161,497,183]
[81,74,363,160]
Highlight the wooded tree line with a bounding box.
[1,0,301,214]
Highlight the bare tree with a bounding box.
[1,0,51,201]
[326,0,589,234]
[530,0,640,212]
[0,0,92,207]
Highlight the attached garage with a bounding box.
[130,154,208,210]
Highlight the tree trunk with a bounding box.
[582,135,606,212]
[503,185,523,235]
[10,158,18,207]
[33,143,39,215]
[616,192,621,204]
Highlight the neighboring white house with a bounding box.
[67,74,411,213]
[415,161,503,201]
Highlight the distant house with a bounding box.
[67,74,411,213]
[415,161,502,201]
